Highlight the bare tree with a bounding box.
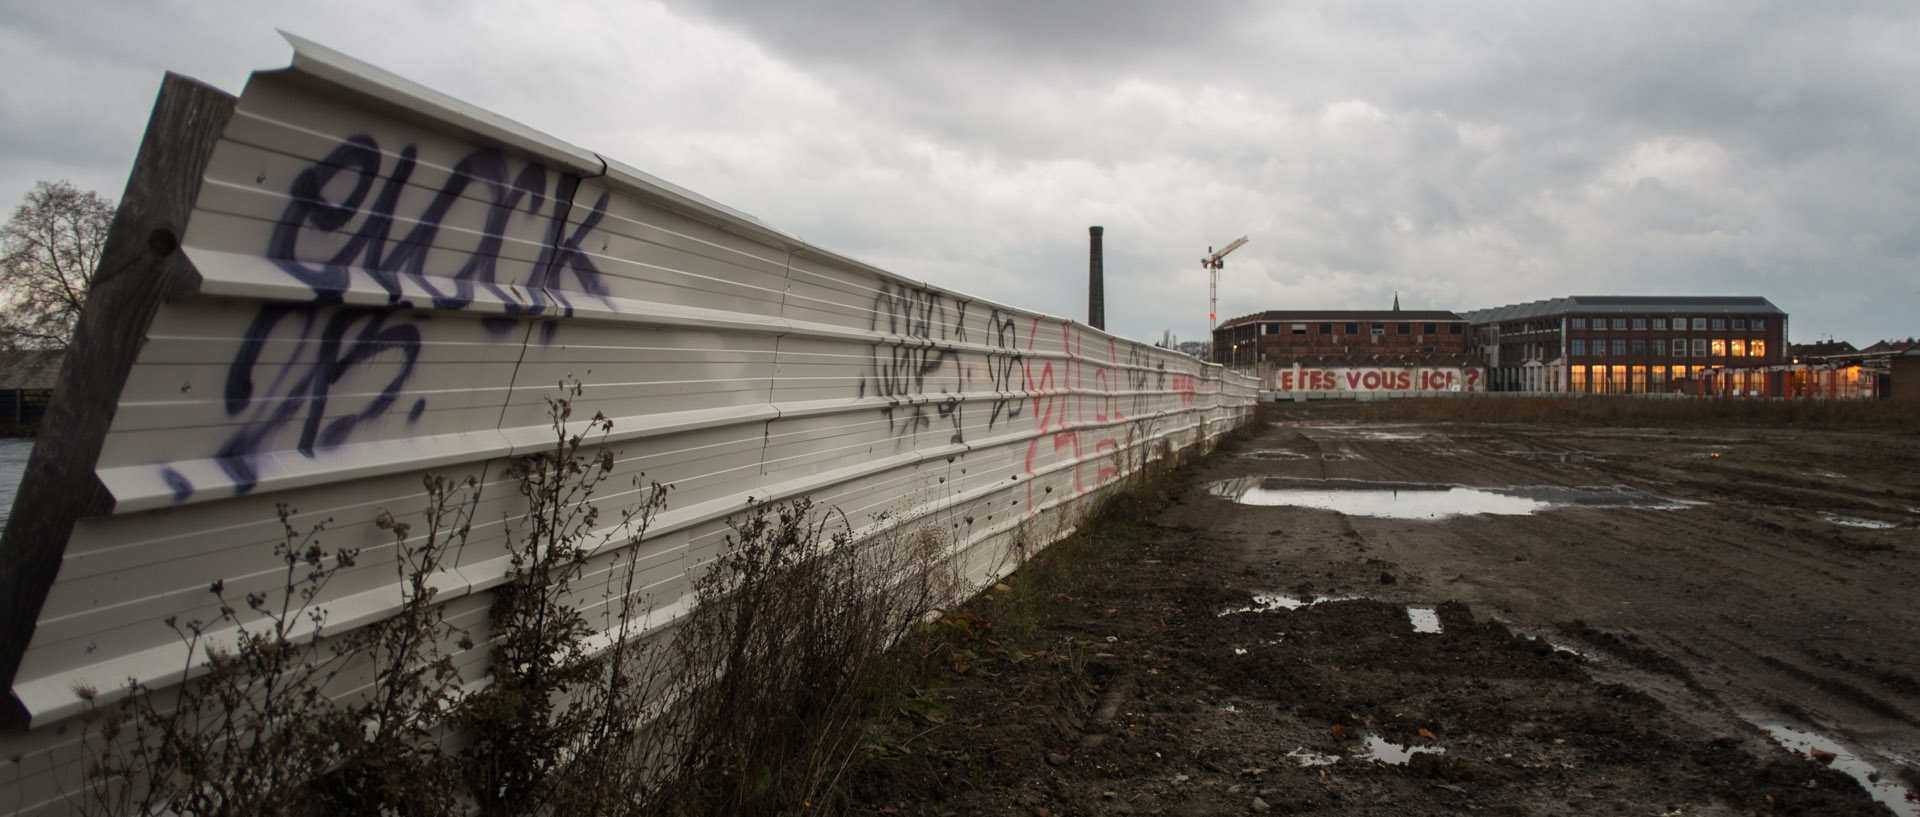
[0,180,115,350]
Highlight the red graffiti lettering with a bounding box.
[1171,374,1196,408]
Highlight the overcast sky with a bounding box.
[3,0,1915,346]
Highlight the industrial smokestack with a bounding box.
[1088,226,1105,330]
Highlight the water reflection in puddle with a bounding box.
[1820,513,1898,530]
[1287,737,1446,768]
[1208,478,1699,518]
[1238,449,1310,461]
[1217,592,1354,617]
[1758,722,1916,817]
[1361,734,1445,765]
[1407,606,1442,634]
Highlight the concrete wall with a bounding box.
[0,37,1256,812]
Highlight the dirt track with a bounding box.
[852,406,1920,816]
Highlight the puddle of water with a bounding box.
[1820,513,1898,530]
[1359,734,1445,765]
[1287,747,1340,767]
[1217,592,1355,617]
[1347,431,1431,441]
[1757,722,1917,817]
[1207,478,1699,519]
[1238,449,1310,461]
[1407,606,1442,634]
[1805,470,1849,480]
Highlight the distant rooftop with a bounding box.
[1218,309,1466,329]
[1462,296,1785,324]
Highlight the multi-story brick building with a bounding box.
[1212,308,1485,396]
[1211,309,1474,367]
[1462,296,1788,396]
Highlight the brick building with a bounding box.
[1212,308,1484,396]
[1462,296,1788,396]
[1211,309,1473,367]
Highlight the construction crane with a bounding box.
[1203,235,1249,330]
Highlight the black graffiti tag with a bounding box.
[268,134,610,317]
[167,135,617,502]
[212,305,423,495]
[861,283,971,444]
[985,309,1024,429]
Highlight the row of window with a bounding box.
[1568,338,1767,358]
[1568,364,1766,395]
[1269,322,1465,336]
[1569,316,1766,331]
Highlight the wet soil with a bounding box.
[849,405,1920,816]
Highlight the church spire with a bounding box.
[1392,292,1401,312]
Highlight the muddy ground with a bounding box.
[849,405,1920,816]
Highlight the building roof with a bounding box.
[1217,309,1466,329]
[0,350,64,390]
[1462,295,1785,324]
[1857,338,1917,356]
[1790,341,1859,358]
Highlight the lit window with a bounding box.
[1711,339,1727,356]
[1730,340,1746,357]
[1571,366,1588,392]
[1750,340,1765,357]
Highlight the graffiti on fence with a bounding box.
[166,134,615,501]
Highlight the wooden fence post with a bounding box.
[0,74,236,728]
